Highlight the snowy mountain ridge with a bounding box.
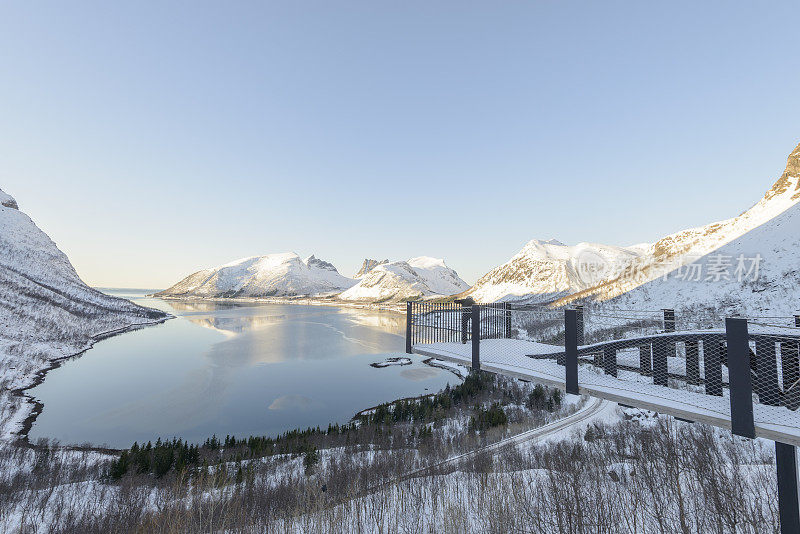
[471,141,800,305]
[156,252,357,298]
[558,141,800,305]
[340,256,469,302]
[467,239,647,303]
[585,194,800,323]
[354,258,389,279]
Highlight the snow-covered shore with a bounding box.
[2,316,171,443]
[0,188,171,442]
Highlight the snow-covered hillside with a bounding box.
[558,141,800,307]
[590,195,800,321]
[0,188,168,438]
[156,253,357,298]
[468,239,646,303]
[340,257,469,302]
[472,142,800,305]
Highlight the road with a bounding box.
[391,396,614,485]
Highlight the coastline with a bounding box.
[6,315,173,449]
[5,296,438,453]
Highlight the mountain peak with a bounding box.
[764,141,800,202]
[159,252,354,298]
[354,258,389,278]
[304,254,339,272]
[0,188,18,210]
[342,257,468,302]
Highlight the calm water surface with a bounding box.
[28,290,457,448]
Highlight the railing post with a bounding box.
[504,303,512,338]
[405,301,413,354]
[726,318,755,438]
[603,346,617,377]
[575,305,585,346]
[704,337,724,396]
[471,304,480,371]
[565,309,579,395]
[795,315,800,328]
[685,340,700,385]
[663,309,676,332]
[777,442,800,534]
[456,297,474,345]
[662,309,678,372]
[754,337,780,406]
[639,344,652,376]
[652,337,669,387]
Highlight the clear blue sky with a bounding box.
[1,1,798,288]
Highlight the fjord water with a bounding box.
[28,290,456,448]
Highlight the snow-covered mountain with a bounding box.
[156,253,357,298]
[472,141,800,305]
[557,141,800,307]
[0,188,168,437]
[354,258,389,279]
[340,257,469,302]
[587,196,800,325]
[467,239,647,303]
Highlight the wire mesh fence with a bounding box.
[482,305,567,383]
[408,301,800,442]
[408,303,800,528]
[746,317,800,435]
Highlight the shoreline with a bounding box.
[6,297,446,455]
[8,316,173,451]
[154,294,409,314]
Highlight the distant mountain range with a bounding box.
[155,253,356,298]
[154,141,800,309]
[340,257,470,302]
[354,258,388,279]
[157,254,468,302]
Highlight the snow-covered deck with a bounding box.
[413,338,800,447]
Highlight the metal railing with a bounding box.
[406,302,800,533]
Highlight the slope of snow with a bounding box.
[156,253,356,298]
[340,257,468,302]
[473,141,800,305]
[407,256,470,295]
[593,200,800,321]
[0,187,168,439]
[558,141,800,305]
[468,239,645,303]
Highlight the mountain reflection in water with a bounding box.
[28,292,457,448]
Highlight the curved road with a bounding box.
[394,396,614,484]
